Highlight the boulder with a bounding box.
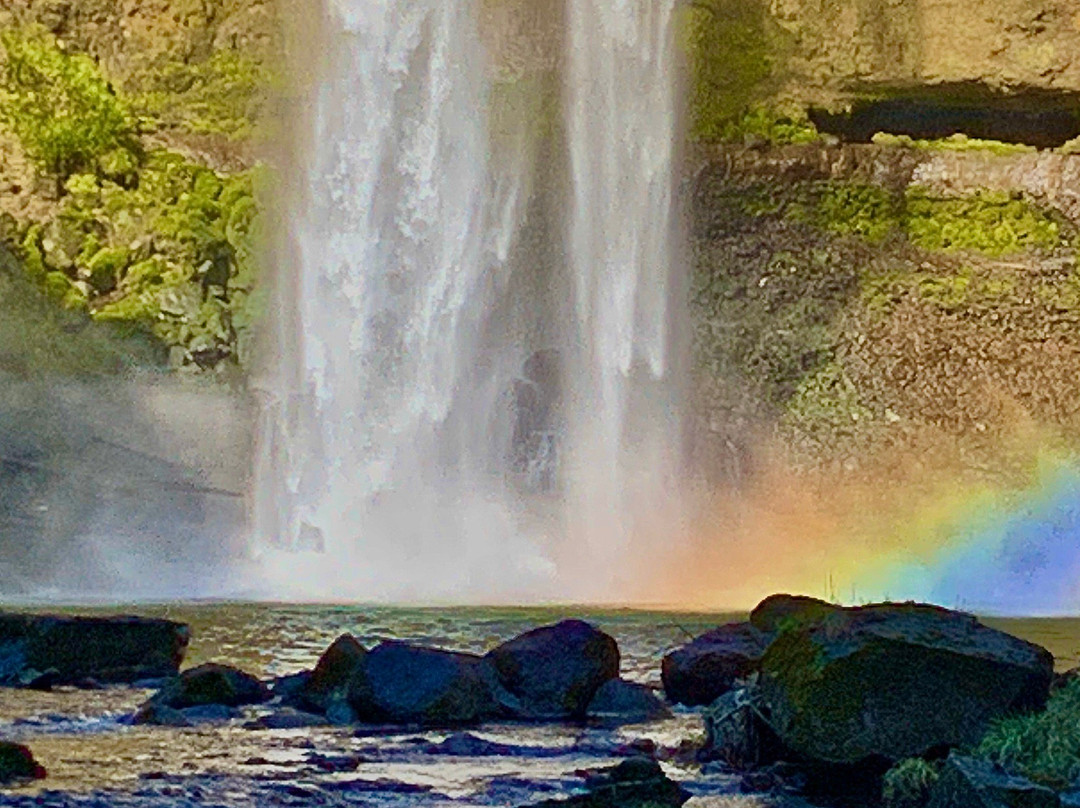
[926,754,1059,808]
[525,757,690,808]
[0,742,45,783]
[586,678,671,724]
[298,634,366,712]
[702,687,782,770]
[149,663,270,709]
[485,620,619,719]
[0,613,188,686]
[349,641,498,726]
[749,594,837,634]
[759,600,1054,765]
[661,623,769,706]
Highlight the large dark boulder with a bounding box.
[926,754,1059,808]
[297,634,366,712]
[759,600,1054,765]
[661,622,769,706]
[485,620,619,719]
[149,663,270,709]
[0,613,188,686]
[0,742,45,783]
[348,642,497,726]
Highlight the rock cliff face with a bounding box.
[771,0,1080,101]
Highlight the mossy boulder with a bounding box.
[661,622,770,706]
[484,620,620,720]
[926,754,1059,808]
[758,601,1054,766]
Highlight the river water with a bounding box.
[0,605,1074,807]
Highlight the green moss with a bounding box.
[777,181,1062,258]
[132,49,271,140]
[0,26,138,178]
[872,132,1037,156]
[82,246,129,293]
[792,182,901,242]
[722,104,820,145]
[678,0,788,142]
[905,189,1061,256]
[975,678,1080,788]
[783,360,874,433]
[882,758,941,808]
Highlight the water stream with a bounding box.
[253,0,685,603]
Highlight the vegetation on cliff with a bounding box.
[0,12,269,374]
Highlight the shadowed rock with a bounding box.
[298,633,366,712]
[148,663,270,709]
[662,622,769,706]
[926,754,1059,808]
[349,642,498,726]
[586,678,671,725]
[0,742,45,783]
[0,613,189,687]
[524,758,689,808]
[485,620,619,720]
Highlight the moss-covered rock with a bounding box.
[759,600,1054,766]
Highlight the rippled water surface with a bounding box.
[0,605,1073,807]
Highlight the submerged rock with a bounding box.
[759,599,1054,765]
[586,678,671,725]
[926,754,1059,808]
[662,623,769,706]
[148,663,270,709]
[245,706,328,730]
[485,620,619,720]
[525,757,689,808]
[0,614,189,687]
[349,641,498,726]
[0,742,45,783]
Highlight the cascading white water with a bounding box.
[561,0,684,593]
[254,0,684,602]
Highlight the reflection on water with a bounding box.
[0,604,1073,806]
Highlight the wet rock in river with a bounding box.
[349,641,498,726]
[702,686,782,770]
[485,620,619,720]
[0,741,45,783]
[0,613,189,687]
[662,622,769,707]
[297,633,366,713]
[759,599,1054,765]
[586,678,671,725]
[146,662,270,710]
[525,757,690,808]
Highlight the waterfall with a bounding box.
[254,0,684,602]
